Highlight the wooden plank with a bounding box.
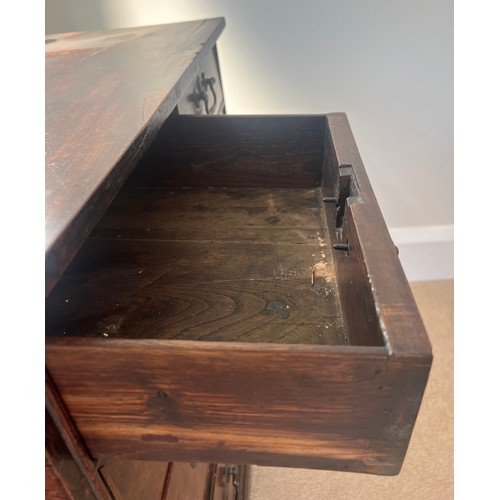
[325,113,432,357]
[45,187,346,345]
[45,454,73,500]
[46,371,112,499]
[89,186,328,243]
[328,207,385,346]
[45,339,429,475]
[98,458,171,500]
[127,115,325,188]
[163,462,212,500]
[321,126,383,346]
[45,19,225,295]
[44,108,432,480]
[46,409,97,499]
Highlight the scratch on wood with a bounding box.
[48,166,69,193]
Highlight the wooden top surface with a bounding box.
[45,18,225,292]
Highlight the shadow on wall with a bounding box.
[46,0,107,34]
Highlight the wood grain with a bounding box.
[45,447,76,500]
[89,186,327,243]
[45,19,225,295]
[46,371,112,499]
[45,112,432,477]
[321,122,383,346]
[325,113,432,357]
[46,408,98,499]
[46,187,346,345]
[45,339,429,476]
[328,207,385,346]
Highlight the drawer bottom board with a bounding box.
[46,186,347,346]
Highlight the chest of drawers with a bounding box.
[45,18,431,499]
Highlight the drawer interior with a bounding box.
[46,115,383,347]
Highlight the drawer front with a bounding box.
[98,460,248,500]
[177,47,225,115]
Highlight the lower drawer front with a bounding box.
[99,460,246,500]
[45,113,431,476]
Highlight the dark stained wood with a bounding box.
[45,339,428,476]
[45,18,225,295]
[46,106,432,478]
[44,18,432,492]
[328,207,385,346]
[127,115,325,188]
[46,409,97,499]
[45,452,74,500]
[46,371,113,499]
[325,113,432,357]
[321,130,383,346]
[90,186,327,243]
[45,187,347,345]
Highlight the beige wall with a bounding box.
[46,0,453,279]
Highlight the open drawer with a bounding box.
[45,113,431,476]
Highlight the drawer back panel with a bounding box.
[127,115,325,188]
